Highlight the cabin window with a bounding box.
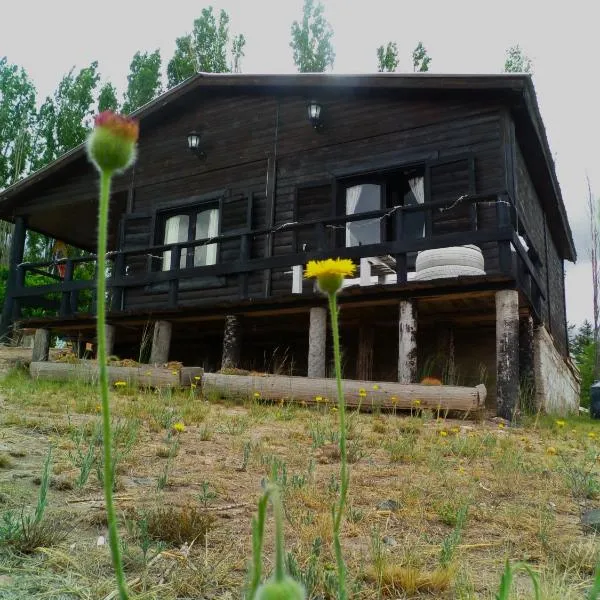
[338,167,426,247]
[160,205,220,270]
[345,184,382,247]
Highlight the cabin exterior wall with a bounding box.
[513,140,568,355]
[119,92,506,311]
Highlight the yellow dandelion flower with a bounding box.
[194,376,201,381]
[190,383,196,389]
[172,422,185,433]
[498,422,505,429]
[315,396,323,402]
[450,427,460,434]
[171,370,178,375]
[359,391,367,398]
[95,405,101,413]
[588,432,597,439]
[114,381,127,387]
[555,420,566,428]
[546,446,557,455]
[439,430,448,437]
[304,258,356,294]
[391,396,398,405]
[331,407,338,412]
[412,399,421,406]
[253,392,261,398]
[372,384,380,391]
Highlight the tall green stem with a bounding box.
[97,169,128,600]
[328,291,348,600]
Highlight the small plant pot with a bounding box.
[590,382,600,419]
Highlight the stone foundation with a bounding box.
[534,325,580,415]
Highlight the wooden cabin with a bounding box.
[0,73,579,416]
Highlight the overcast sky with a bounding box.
[2,0,598,327]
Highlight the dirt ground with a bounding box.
[0,353,598,599]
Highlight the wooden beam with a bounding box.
[308,307,327,378]
[203,372,486,413]
[398,299,417,384]
[519,314,536,411]
[221,315,242,370]
[356,323,374,381]
[0,216,26,341]
[32,329,51,362]
[30,361,180,387]
[149,320,172,365]
[105,324,116,358]
[496,289,519,420]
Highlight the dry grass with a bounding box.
[0,367,598,598]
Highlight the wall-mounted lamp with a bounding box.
[187,130,206,159]
[307,100,324,131]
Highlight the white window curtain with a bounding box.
[345,184,381,247]
[162,215,189,271]
[194,208,220,266]
[408,176,425,205]
[406,176,425,238]
[345,185,363,247]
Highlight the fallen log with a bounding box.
[202,373,486,412]
[29,361,180,388]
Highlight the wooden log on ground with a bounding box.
[202,372,486,412]
[30,361,180,388]
[32,329,50,362]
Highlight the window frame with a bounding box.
[153,193,224,271]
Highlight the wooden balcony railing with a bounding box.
[8,192,546,322]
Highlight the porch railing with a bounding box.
[9,192,546,322]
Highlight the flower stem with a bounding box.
[328,291,348,600]
[272,488,286,583]
[97,169,128,600]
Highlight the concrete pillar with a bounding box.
[32,329,50,362]
[398,299,417,384]
[519,314,536,412]
[308,307,327,378]
[105,324,116,358]
[221,315,242,370]
[149,320,172,365]
[496,290,520,420]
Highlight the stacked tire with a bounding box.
[413,245,485,281]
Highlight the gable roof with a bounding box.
[0,72,576,261]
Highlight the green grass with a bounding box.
[0,367,598,599]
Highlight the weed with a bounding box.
[386,434,418,463]
[68,419,101,488]
[439,504,469,567]
[197,481,218,508]
[0,453,13,469]
[124,512,165,567]
[286,537,323,598]
[221,414,250,435]
[156,440,179,491]
[144,505,214,547]
[346,505,365,524]
[309,421,328,449]
[199,422,213,441]
[561,450,600,500]
[0,448,65,553]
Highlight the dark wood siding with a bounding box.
[116,93,507,310]
[514,141,567,355]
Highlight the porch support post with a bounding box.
[221,315,242,370]
[149,320,172,365]
[0,216,27,342]
[519,314,537,412]
[356,322,374,381]
[105,324,116,359]
[398,299,417,384]
[32,328,50,362]
[496,289,520,420]
[308,306,327,378]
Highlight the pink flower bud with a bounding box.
[87,111,139,174]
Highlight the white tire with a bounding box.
[413,265,486,281]
[415,245,484,272]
